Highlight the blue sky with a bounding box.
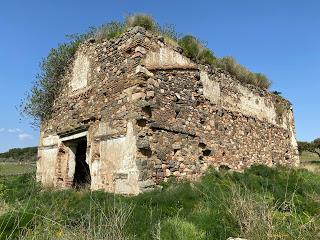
[0,0,319,152]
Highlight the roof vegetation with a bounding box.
[21,14,272,125]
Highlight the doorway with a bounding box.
[72,138,91,188]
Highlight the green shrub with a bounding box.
[215,57,271,89]
[255,73,271,89]
[21,43,75,123]
[158,217,205,240]
[95,21,125,40]
[20,32,93,124]
[178,35,202,60]
[298,139,320,157]
[197,48,216,65]
[178,35,216,66]
[125,14,156,31]
[314,138,320,148]
[157,24,180,41]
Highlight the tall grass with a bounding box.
[1,165,319,239]
[228,186,320,239]
[20,199,134,240]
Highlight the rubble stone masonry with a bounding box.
[37,27,299,194]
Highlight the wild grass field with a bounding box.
[0,165,320,240]
[300,151,320,162]
[0,163,36,177]
[299,151,320,173]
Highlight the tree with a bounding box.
[297,138,320,157]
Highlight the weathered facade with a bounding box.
[36,27,299,194]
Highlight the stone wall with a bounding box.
[37,27,299,194]
[134,69,299,183]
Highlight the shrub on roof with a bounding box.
[255,73,271,89]
[197,48,216,65]
[178,35,216,66]
[178,35,202,60]
[157,24,180,41]
[125,14,156,31]
[215,57,271,89]
[95,21,125,41]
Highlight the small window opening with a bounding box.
[137,119,147,127]
[139,148,152,158]
[175,109,180,119]
[203,149,212,156]
[142,106,152,118]
[198,142,206,149]
[126,48,134,54]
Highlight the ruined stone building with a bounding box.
[36,27,299,194]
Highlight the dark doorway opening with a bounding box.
[73,138,91,188]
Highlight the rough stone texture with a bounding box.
[37,26,299,194]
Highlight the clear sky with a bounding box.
[0,0,319,152]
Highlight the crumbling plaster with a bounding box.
[70,51,90,91]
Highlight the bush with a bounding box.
[21,43,75,123]
[178,36,202,60]
[125,14,156,31]
[20,31,93,125]
[255,73,271,89]
[95,21,125,40]
[197,48,216,65]
[215,57,271,89]
[157,217,205,240]
[178,35,216,66]
[157,24,180,41]
[298,139,320,157]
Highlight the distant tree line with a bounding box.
[298,138,320,157]
[0,147,37,162]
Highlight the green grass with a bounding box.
[0,163,36,176]
[0,165,320,240]
[300,151,320,162]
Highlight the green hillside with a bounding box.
[0,147,37,162]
